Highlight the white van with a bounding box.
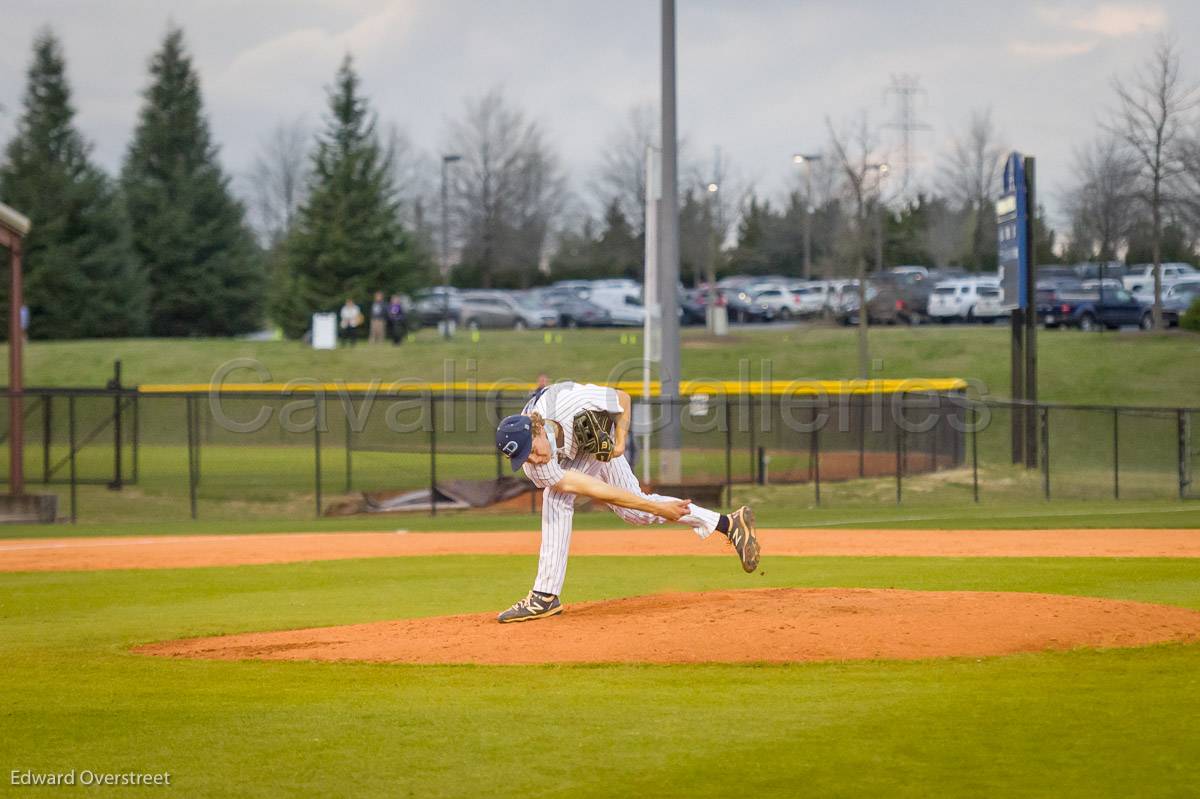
[587,287,645,326]
[928,278,999,323]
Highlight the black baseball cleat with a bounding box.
[497,591,563,623]
[725,505,760,573]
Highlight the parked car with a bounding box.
[927,278,998,323]
[871,270,937,322]
[890,265,931,279]
[541,293,612,328]
[587,287,645,326]
[720,287,773,322]
[1039,285,1151,331]
[750,285,805,320]
[458,291,557,330]
[786,283,828,316]
[1163,281,1200,327]
[412,287,462,327]
[680,289,708,325]
[1123,263,1198,298]
[971,284,1009,322]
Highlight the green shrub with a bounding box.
[1182,297,1200,332]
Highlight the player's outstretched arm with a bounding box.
[555,470,690,521]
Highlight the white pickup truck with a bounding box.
[1123,263,1198,301]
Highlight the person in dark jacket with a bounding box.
[388,294,408,344]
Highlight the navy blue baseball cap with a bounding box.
[496,414,534,472]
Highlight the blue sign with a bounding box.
[996,152,1028,309]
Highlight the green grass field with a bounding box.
[5,325,1200,406]
[2,543,1198,797]
[2,325,1196,796]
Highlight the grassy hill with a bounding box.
[4,325,1197,407]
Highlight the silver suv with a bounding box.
[459,291,557,330]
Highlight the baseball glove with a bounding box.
[573,409,616,462]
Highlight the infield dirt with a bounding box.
[3,527,1199,571]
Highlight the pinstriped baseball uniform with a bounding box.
[522,382,721,596]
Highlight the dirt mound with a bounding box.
[136,588,1200,665]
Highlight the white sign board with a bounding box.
[312,313,337,350]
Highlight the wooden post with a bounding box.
[5,231,25,495]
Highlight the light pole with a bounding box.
[872,163,889,274]
[853,162,889,380]
[792,153,822,280]
[704,182,726,335]
[440,153,462,339]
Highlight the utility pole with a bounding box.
[658,0,682,482]
[884,74,930,201]
[792,153,822,280]
[440,153,462,339]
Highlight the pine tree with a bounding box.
[122,27,263,336]
[0,29,147,339]
[276,56,425,338]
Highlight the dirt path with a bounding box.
[136,587,1200,665]
[2,528,1198,572]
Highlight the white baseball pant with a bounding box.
[531,454,721,596]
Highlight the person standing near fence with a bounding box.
[339,297,363,346]
[387,294,407,344]
[494,381,760,623]
[368,291,387,344]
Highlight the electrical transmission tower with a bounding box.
[884,74,931,200]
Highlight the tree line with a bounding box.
[2,27,1199,339]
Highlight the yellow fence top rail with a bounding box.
[140,378,967,396]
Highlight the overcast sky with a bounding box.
[1,0,1196,230]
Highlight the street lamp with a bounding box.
[867,163,890,273]
[704,181,726,334]
[440,154,462,339]
[791,153,822,280]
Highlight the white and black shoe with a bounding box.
[497,591,562,623]
[725,506,760,573]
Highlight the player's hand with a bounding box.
[656,498,692,522]
[611,439,626,459]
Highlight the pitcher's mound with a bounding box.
[137,588,1200,665]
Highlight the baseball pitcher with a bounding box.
[494,381,760,623]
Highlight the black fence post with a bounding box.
[1112,409,1120,500]
[131,393,139,485]
[756,446,766,485]
[494,396,503,480]
[857,396,866,478]
[895,399,904,505]
[108,360,123,491]
[1178,409,1189,501]
[41,394,51,484]
[810,404,821,506]
[186,396,197,520]
[314,394,323,518]
[68,395,77,524]
[748,396,757,483]
[971,403,979,503]
[192,398,202,485]
[724,395,733,506]
[429,394,437,517]
[344,410,352,493]
[1041,405,1050,500]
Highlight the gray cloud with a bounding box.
[1,0,1193,231]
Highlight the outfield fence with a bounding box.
[0,385,1193,523]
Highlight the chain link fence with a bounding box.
[0,387,1193,523]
